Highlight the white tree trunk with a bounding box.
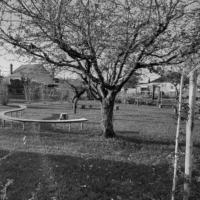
[171,74,184,200]
[183,70,197,200]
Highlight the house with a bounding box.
[6,64,56,86]
[136,77,177,98]
[121,88,137,95]
[149,77,177,98]
[3,64,59,100]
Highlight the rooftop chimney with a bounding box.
[10,63,13,74]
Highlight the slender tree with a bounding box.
[184,69,197,200]
[171,73,184,200]
[0,0,199,137]
[66,79,87,114]
[21,74,32,103]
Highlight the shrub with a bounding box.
[124,96,135,104]
[0,83,9,106]
[115,97,122,103]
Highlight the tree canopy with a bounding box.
[123,72,141,89]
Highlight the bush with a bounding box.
[0,83,9,106]
[115,97,122,103]
[124,96,135,104]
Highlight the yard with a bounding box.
[0,101,200,200]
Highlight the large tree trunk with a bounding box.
[101,93,116,138]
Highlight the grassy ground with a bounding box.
[0,101,200,200]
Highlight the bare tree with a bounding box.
[0,0,199,137]
[67,80,87,114]
[21,74,32,103]
[0,81,9,106]
[171,73,184,200]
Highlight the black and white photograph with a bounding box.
[0,0,200,199]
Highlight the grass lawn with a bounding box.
[0,101,200,200]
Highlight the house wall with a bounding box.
[159,82,177,97]
[120,88,137,95]
[126,88,137,94]
[136,82,177,97]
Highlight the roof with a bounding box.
[59,78,84,87]
[8,64,54,85]
[150,77,170,83]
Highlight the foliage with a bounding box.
[64,79,88,113]
[0,179,13,200]
[21,75,33,102]
[8,79,23,94]
[8,78,43,101]
[56,82,70,101]
[114,96,122,103]
[124,96,136,104]
[123,72,141,89]
[173,102,190,121]
[29,82,42,101]
[0,82,9,106]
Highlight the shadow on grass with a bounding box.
[116,134,200,149]
[116,134,175,146]
[27,105,72,110]
[117,131,140,135]
[0,149,173,200]
[115,119,166,123]
[86,121,100,124]
[79,107,101,110]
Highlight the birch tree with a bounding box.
[184,69,197,200]
[0,0,199,137]
[171,73,184,200]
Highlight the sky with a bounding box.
[0,56,24,76]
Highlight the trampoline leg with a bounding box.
[38,123,40,132]
[22,123,25,131]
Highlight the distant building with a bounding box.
[5,64,56,87]
[136,77,177,98]
[149,77,177,98]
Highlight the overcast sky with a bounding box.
[0,56,24,76]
